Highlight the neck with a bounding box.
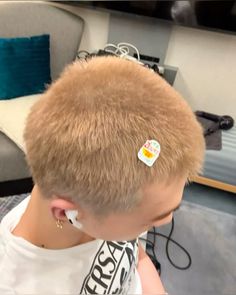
[12,185,94,249]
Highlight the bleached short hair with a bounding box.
[24,56,205,215]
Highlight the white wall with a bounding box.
[46,1,110,53]
[3,1,109,53]
[11,2,236,120]
[165,26,236,120]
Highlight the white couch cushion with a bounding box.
[0,94,41,152]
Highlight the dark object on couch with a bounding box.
[195,111,234,151]
[196,110,234,134]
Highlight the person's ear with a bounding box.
[50,198,82,222]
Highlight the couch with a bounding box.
[192,125,236,194]
[0,1,84,197]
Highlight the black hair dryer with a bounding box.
[195,111,234,130]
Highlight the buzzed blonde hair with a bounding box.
[24,56,205,215]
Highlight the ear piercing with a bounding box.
[56,219,63,229]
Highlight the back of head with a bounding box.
[24,56,205,215]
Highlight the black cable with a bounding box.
[148,217,192,270]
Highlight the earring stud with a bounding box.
[56,219,63,229]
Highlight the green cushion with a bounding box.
[0,34,51,100]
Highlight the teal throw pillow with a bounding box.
[0,34,51,100]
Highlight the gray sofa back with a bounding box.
[0,1,84,185]
[0,1,84,80]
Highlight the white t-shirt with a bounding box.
[0,196,142,294]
